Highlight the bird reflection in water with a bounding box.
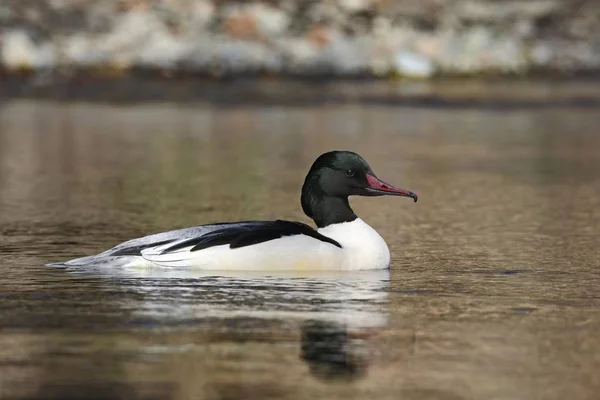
[301,319,369,381]
[51,266,390,388]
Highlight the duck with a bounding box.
[58,151,417,271]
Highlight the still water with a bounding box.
[0,84,599,399]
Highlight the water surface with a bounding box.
[1,86,599,399]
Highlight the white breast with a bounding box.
[318,218,390,270]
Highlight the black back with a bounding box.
[160,220,341,254]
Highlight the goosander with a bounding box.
[58,151,417,271]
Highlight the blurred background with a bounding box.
[1,1,600,400]
[2,0,600,103]
[1,0,600,79]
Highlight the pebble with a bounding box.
[393,51,435,78]
[1,30,56,70]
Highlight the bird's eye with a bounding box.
[345,169,355,177]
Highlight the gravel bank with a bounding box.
[1,0,599,78]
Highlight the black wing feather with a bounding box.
[160,220,341,254]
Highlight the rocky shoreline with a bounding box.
[1,0,599,79]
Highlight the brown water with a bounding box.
[1,87,599,400]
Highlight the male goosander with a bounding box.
[58,151,417,271]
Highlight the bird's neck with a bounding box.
[301,184,357,228]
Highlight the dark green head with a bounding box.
[301,151,417,227]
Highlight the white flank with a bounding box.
[137,218,390,271]
[56,219,391,271]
